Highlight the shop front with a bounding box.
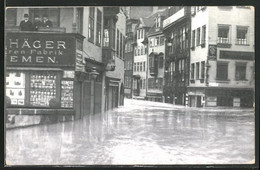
[205,88,254,107]
[5,32,90,126]
[105,77,121,111]
[146,92,163,102]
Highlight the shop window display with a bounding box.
[61,81,74,108]
[30,73,57,106]
[6,72,26,105]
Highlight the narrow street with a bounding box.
[6,99,255,165]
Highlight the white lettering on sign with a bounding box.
[8,39,66,49]
[163,8,185,28]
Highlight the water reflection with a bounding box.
[6,99,255,165]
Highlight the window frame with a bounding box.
[88,7,95,43]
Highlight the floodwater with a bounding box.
[5,99,255,165]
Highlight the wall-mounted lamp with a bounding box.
[90,67,99,80]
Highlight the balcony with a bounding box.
[217,37,231,48]
[5,26,66,33]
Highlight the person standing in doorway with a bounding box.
[19,14,33,31]
[33,15,43,31]
[42,14,53,27]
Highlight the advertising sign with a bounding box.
[6,32,76,67]
[208,45,217,60]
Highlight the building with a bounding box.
[132,16,154,99]
[123,7,155,98]
[163,6,191,105]
[5,7,125,126]
[146,8,167,102]
[103,7,126,110]
[188,6,255,107]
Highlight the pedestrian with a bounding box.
[42,14,53,28]
[19,13,34,31]
[33,15,43,31]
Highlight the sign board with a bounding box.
[6,32,76,67]
[163,8,185,28]
[208,45,217,60]
[219,51,254,60]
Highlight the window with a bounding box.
[88,7,95,43]
[121,36,125,59]
[103,28,109,47]
[196,27,201,46]
[6,8,17,26]
[217,62,228,80]
[150,38,154,47]
[29,8,60,27]
[140,62,143,72]
[137,47,140,56]
[143,61,145,71]
[191,63,195,80]
[96,9,102,46]
[159,56,164,68]
[218,25,230,44]
[134,63,136,72]
[196,62,200,79]
[137,62,140,72]
[143,79,146,89]
[201,61,205,79]
[179,59,185,81]
[191,30,195,48]
[201,25,206,45]
[160,36,164,46]
[156,17,161,28]
[116,29,120,57]
[155,37,159,46]
[235,63,246,80]
[137,30,139,39]
[237,26,248,45]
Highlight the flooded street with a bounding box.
[5,99,255,165]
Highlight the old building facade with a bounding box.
[5,7,125,126]
[163,6,191,105]
[188,6,255,107]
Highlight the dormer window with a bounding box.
[155,16,161,28]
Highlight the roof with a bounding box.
[147,8,168,36]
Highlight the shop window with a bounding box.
[196,62,200,79]
[61,80,74,108]
[191,63,195,80]
[196,27,201,46]
[96,9,102,46]
[191,30,195,48]
[218,25,230,44]
[159,56,164,68]
[237,26,248,45]
[201,61,205,79]
[235,62,247,80]
[6,8,17,26]
[201,25,206,46]
[29,8,60,27]
[30,73,57,107]
[217,62,228,80]
[6,72,26,106]
[88,7,95,43]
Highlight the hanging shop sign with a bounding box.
[208,45,217,60]
[6,32,76,67]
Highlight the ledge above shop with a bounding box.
[6,108,75,115]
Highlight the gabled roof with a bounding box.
[147,8,168,36]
